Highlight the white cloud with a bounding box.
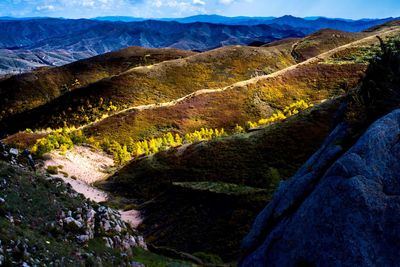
[36,4,54,11]
[193,0,206,5]
[219,0,234,5]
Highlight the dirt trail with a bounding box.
[43,146,143,227]
[79,26,400,131]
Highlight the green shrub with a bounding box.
[59,171,69,178]
[46,166,59,175]
[192,252,223,264]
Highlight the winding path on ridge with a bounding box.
[79,26,400,131]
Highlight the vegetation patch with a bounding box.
[173,181,267,196]
[46,165,59,174]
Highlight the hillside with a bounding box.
[290,29,366,61]
[1,26,383,138]
[94,25,400,261]
[0,46,195,120]
[68,25,394,146]
[0,159,198,266]
[0,40,298,133]
[98,99,342,261]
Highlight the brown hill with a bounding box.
[0,46,195,120]
[81,26,400,145]
[1,40,298,133]
[291,29,366,61]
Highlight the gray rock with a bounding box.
[76,235,90,244]
[130,261,145,267]
[241,109,400,267]
[103,237,114,248]
[64,217,83,230]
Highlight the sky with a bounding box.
[0,0,399,19]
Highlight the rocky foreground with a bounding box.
[240,108,400,266]
[0,158,147,266]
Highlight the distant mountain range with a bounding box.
[0,18,305,75]
[92,15,396,32]
[0,15,397,75]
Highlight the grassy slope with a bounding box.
[0,47,195,120]
[0,41,298,134]
[84,63,364,144]
[291,29,366,61]
[82,31,376,144]
[140,183,268,261]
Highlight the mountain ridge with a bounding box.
[0,18,305,75]
[1,16,397,75]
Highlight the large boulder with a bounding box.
[240,109,400,267]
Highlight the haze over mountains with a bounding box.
[0,15,396,75]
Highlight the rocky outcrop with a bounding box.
[240,109,400,266]
[0,161,146,266]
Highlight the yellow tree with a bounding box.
[175,134,183,146]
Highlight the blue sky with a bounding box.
[0,0,399,19]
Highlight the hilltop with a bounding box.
[0,46,194,119]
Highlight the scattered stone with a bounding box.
[76,235,90,244]
[64,217,83,231]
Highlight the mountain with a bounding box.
[92,16,147,22]
[0,18,305,75]
[94,14,396,32]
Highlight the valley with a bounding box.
[1,14,400,266]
